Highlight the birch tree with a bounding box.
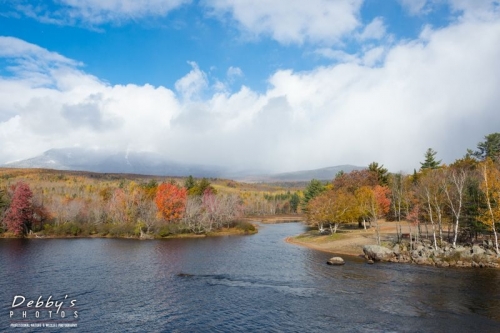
[479,158,500,254]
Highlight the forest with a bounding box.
[0,170,301,238]
[1,132,499,252]
[303,133,500,254]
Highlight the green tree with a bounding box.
[290,193,300,213]
[0,188,8,231]
[474,132,500,162]
[0,188,7,211]
[368,162,389,186]
[420,148,442,170]
[302,179,325,211]
[188,178,216,196]
[184,175,196,190]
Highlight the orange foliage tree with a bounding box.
[355,185,391,245]
[155,183,187,222]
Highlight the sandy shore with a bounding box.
[286,220,401,256]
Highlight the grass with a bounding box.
[294,231,347,243]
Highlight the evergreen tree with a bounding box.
[420,148,442,170]
[473,132,500,162]
[188,178,216,196]
[184,175,196,190]
[368,162,389,186]
[290,193,300,213]
[302,179,325,211]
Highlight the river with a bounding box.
[1,222,500,332]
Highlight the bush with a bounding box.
[157,225,172,237]
[234,221,256,233]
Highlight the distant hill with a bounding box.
[241,165,366,182]
[3,148,227,178]
[3,148,365,182]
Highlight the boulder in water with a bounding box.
[327,257,345,266]
[363,245,395,262]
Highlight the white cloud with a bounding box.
[398,0,430,15]
[13,0,189,25]
[314,49,359,63]
[358,17,386,40]
[174,62,209,100]
[227,66,243,79]
[205,0,363,45]
[2,13,500,172]
[399,0,500,17]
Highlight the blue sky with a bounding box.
[1,0,500,172]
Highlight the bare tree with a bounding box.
[442,167,467,247]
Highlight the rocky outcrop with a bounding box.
[363,245,395,262]
[327,257,345,265]
[363,241,500,268]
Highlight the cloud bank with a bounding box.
[1,2,500,173]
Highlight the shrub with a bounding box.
[234,221,256,233]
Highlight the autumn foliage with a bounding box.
[155,183,187,222]
[4,182,34,236]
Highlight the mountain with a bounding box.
[3,148,227,178]
[240,165,366,182]
[3,148,365,181]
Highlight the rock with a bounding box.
[486,249,496,256]
[327,257,345,266]
[392,244,400,255]
[437,261,450,268]
[367,259,374,264]
[416,245,425,252]
[363,245,395,262]
[472,245,485,255]
[415,257,430,265]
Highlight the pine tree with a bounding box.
[184,175,196,190]
[302,179,325,211]
[368,162,389,186]
[474,133,500,162]
[290,193,300,213]
[420,148,442,170]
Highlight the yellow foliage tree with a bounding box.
[479,158,500,254]
[306,189,357,234]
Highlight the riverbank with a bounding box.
[0,224,258,240]
[244,214,304,224]
[287,221,500,268]
[286,220,393,257]
[285,232,372,257]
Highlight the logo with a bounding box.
[9,295,79,329]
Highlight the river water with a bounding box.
[1,222,500,332]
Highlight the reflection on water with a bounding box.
[1,223,500,332]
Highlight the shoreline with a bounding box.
[285,232,373,257]
[0,226,258,240]
[285,221,500,269]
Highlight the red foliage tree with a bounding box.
[155,183,187,222]
[333,170,378,193]
[373,185,391,216]
[4,182,34,236]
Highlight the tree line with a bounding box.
[0,176,247,237]
[303,133,500,253]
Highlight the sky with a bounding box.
[0,0,499,173]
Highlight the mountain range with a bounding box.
[2,148,364,182]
